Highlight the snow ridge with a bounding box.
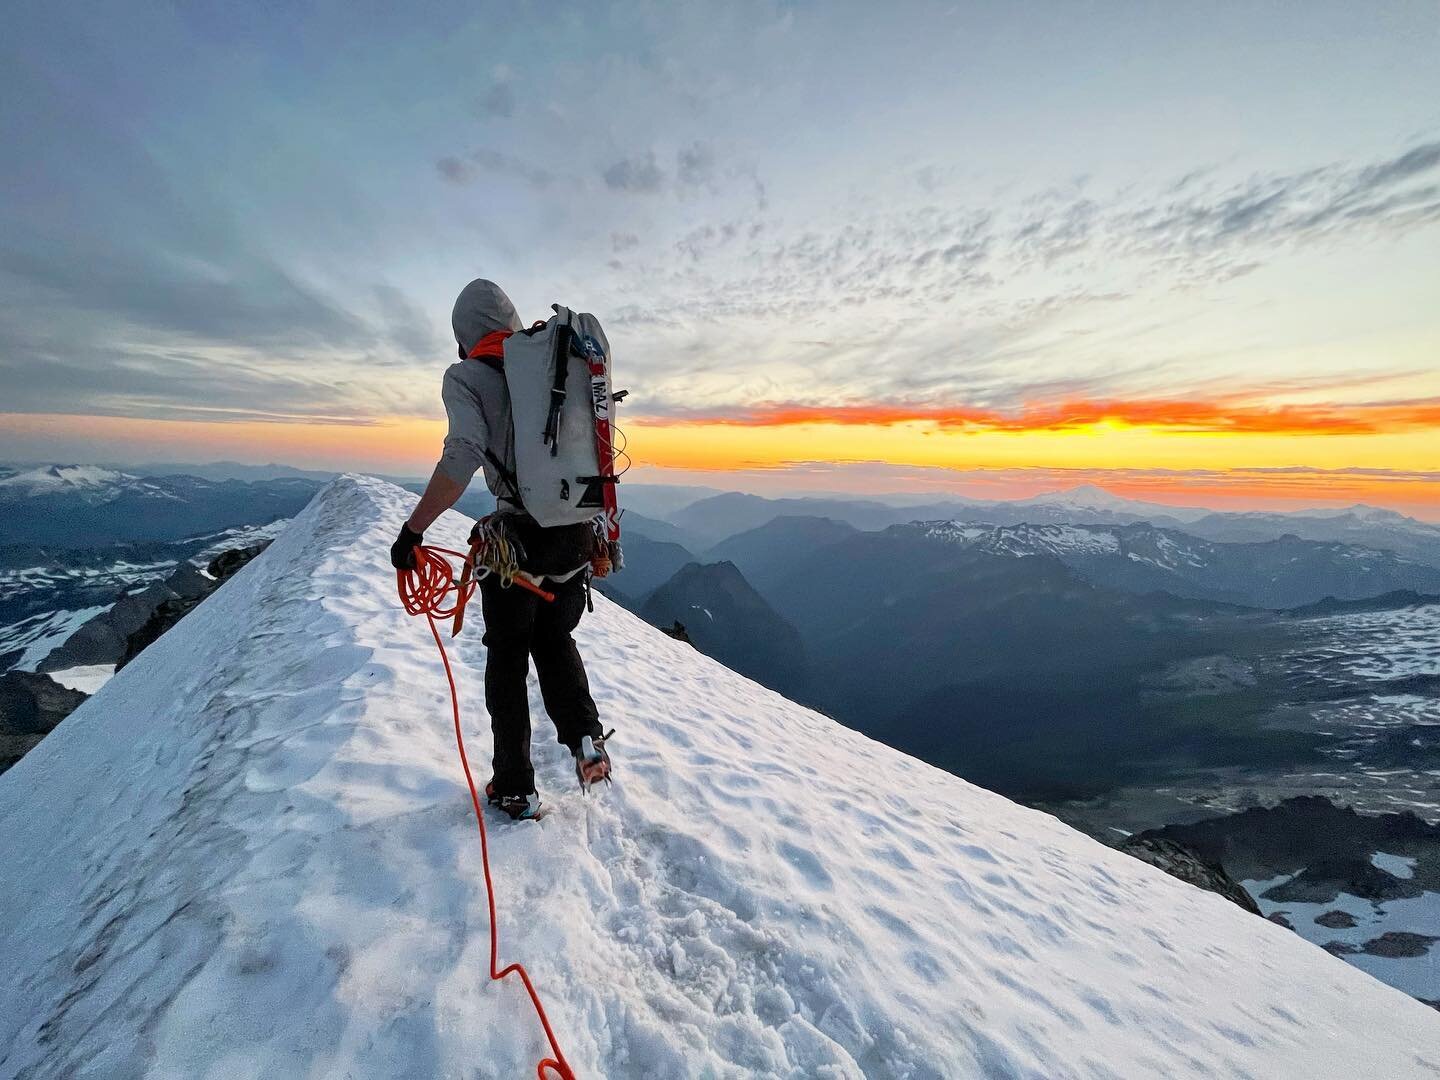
[1,476,1437,1079]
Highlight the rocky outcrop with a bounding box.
[1118,835,1261,915]
[1132,796,1440,901]
[1263,857,1409,903]
[660,621,694,646]
[1359,931,1438,959]
[0,671,88,773]
[117,542,270,670]
[1323,932,1439,959]
[38,563,212,671]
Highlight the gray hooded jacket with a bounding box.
[436,278,524,502]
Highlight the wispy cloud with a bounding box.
[436,147,553,189]
[601,141,737,196]
[603,150,666,193]
[618,137,1440,330]
[474,69,515,118]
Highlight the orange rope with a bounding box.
[397,543,577,1080]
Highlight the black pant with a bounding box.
[481,570,600,796]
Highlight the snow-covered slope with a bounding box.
[2,476,1437,1079]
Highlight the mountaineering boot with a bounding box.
[485,781,543,820]
[574,733,612,790]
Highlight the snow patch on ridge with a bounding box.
[1,475,1438,1079]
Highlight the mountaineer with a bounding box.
[392,278,619,819]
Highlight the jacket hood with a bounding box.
[452,278,522,357]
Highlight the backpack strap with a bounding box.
[464,329,524,506]
[483,448,524,508]
[542,307,575,458]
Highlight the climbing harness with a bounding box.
[396,540,576,1080]
[450,516,554,635]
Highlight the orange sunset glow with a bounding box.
[6,401,1436,520]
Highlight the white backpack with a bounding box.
[501,305,623,542]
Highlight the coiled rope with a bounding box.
[396,541,576,1080]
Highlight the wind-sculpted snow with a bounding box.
[2,476,1438,1078]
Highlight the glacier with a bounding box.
[1,475,1437,1079]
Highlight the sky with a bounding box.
[1,1,1438,517]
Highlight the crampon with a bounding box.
[574,731,614,791]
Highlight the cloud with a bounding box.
[1124,140,1440,255]
[676,141,715,186]
[476,76,515,118]
[603,150,665,193]
[601,141,732,195]
[1355,140,1440,189]
[437,148,552,189]
[611,232,640,253]
[436,156,471,183]
[607,135,1440,366]
[471,147,552,188]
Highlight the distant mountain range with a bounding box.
[911,520,1440,608]
[662,485,1440,565]
[1182,506,1440,566]
[0,465,322,545]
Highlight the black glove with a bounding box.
[390,522,423,570]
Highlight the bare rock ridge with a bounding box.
[1117,835,1262,915]
[116,541,271,670]
[0,671,88,773]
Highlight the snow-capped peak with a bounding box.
[1,475,1434,1078]
[0,463,133,493]
[1016,483,1210,522]
[1019,483,1123,507]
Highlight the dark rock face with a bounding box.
[1132,796,1440,904]
[1360,931,1438,959]
[117,542,270,670]
[1118,836,1261,915]
[117,596,204,669]
[1267,912,1295,930]
[207,545,267,581]
[1315,909,1357,929]
[39,563,212,671]
[1262,857,1406,904]
[1322,932,1440,959]
[0,671,88,773]
[660,621,693,646]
